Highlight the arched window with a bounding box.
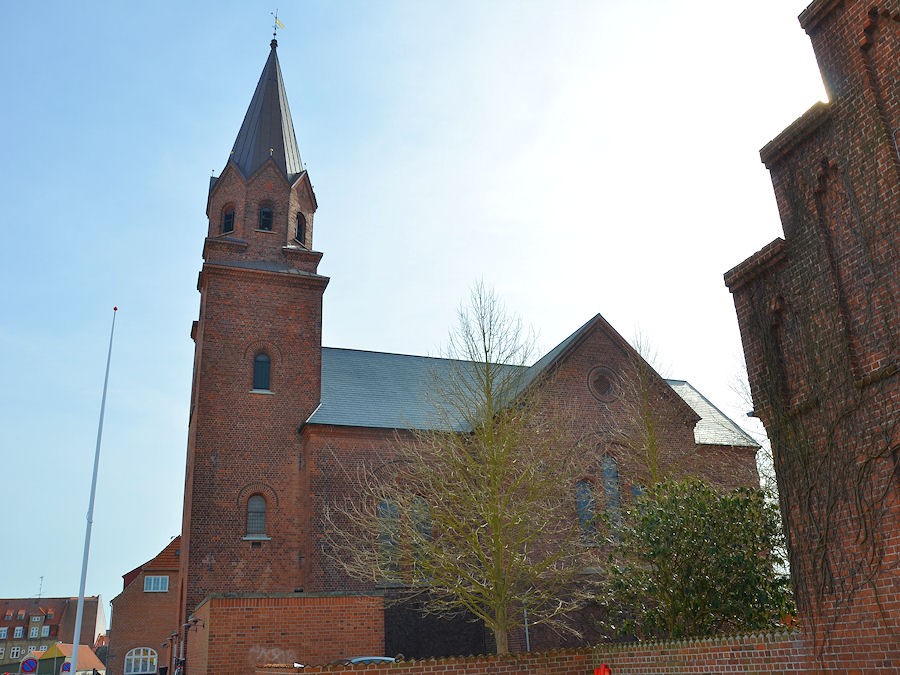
[124,647,158,675]
[247,495,266,536]
[575,480,596,544]
[295,212,307,246]
[410,496,431,580]
[377,498,400,581]
[258,206,274,231]
[253,353,271,390]
[222,207,235,234]
[602,455,622,530]
[411,496,431,543]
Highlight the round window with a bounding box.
[588,366,618,402]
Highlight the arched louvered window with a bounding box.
[247,495,267,536]
[124,647,158,675]
[258,206,274,231]
[253,353,271,391]
[575,480,596,544]
[295,212,307,246]
[222,208,235,234]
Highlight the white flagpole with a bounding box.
[69,306,118,674]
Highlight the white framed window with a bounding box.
[10,647,21,659]
[30,616,41,622]
[40,625,49,637]
[124,647,158,674]
[29,626,38,638]
[13,626,23,639]
[143,575,169,592]
[39,645,48,651]
[27,645,36,653]
[0,627,7,638]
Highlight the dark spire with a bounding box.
[229,40,303,182]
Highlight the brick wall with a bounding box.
[726,0,900,670]
[304,317,760,600]
[108,541,181,675]
[186,593,384,675]
[256,630,809,674]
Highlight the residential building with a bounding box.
[107,538,181,675]
[0,597,104,674]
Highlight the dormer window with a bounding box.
[258,207,274,231]
[222,208,235,234]
[295,212,307,246]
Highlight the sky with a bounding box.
[0,0,825,624]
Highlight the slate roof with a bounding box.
[228,39,304,183]
[666,380,759,448]
[307,347,758,448]
[308,348,518,432]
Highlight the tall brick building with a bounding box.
[726,0,900,669]
[110,36,762,675]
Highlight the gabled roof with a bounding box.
[41,643,106,671]
[306,318,755,449]
[228,39,304,183]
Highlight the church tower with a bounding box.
[178,38,328,619]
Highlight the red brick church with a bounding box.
[107,36,762,675]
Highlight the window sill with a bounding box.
[255,228,275,234]
[249,389,274,395]
[242,535,271,541]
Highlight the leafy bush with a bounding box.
[602,478,794,639]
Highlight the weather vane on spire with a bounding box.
[271,9,284,39]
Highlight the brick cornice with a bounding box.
[281,245,323,266]
[800,0,845,33]
[760,101,832,168]
[724,238,787,291]
[202,236,248,260]
[200,261,330,289]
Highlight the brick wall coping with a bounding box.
[760,101,831,168]
[192,591,384,613]
[257,629,804,673]
[724,237,787,291]
[799,0,844,32]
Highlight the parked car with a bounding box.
[328,657,396,666]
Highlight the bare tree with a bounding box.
[728,358,778,498]
[609,329,696,487]
[324,283,595,654]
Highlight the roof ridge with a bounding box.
[322,345,528,368]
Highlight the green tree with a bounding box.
[324,284,595,654]
[602,478,794,639]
